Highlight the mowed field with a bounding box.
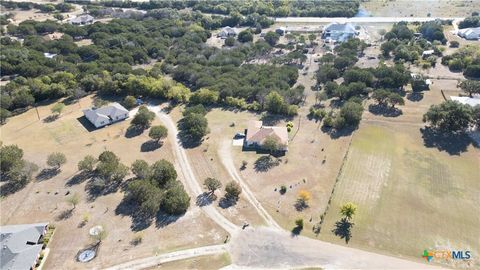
[0,96,227,269]
[320,83,480,269]
[361,0,479,17]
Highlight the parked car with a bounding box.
[235,132,245,138]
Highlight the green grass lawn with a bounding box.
[320,124,479,268]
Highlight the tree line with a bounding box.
[1,6,304,121]
[84,0,360,18]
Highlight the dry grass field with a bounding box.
[0,96,227,269]
[319,78,480,269]
[226,110,351,236]
[145,253,231,270]
[361,0,479,17]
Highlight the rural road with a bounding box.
[104,244,228,270]
[228,227,447,270]
[276,16,465,23]
[147,105,239,235]
[218,140,282,230]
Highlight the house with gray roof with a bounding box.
[457,27,480,40]
[322,23,357,43]
[83,102,129,128]
[217,26,237,39]
[0,222,49,270]
[69,14,94,25]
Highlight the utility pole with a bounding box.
[35,106,40,120]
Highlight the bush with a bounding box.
[225,181,241,201]
[464,65,480,78]
[123,95,137,109]
[225,36,235,47]
[449,41,459,48]
[238,30,253,43]
[295,218,304,228]
[448,59,463,71]
[280,185,287,194]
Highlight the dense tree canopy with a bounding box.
[126,159,190,217]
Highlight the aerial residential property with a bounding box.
[1,1,479,270]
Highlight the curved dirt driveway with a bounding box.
[148,105,239,235]
[218,140,281,230]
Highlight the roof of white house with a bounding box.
[246,120,289,147]
[422,50,434,55]
[323,23,357,42]
[83,102,128,123]
[324,22,356,34]
[43,52,57,59]
[218,26,237,36]
[0,222,49,270]
[458,27,480,39]
[70,14,94,24]
[450,96,480,107]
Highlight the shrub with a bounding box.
[295,218,304,228]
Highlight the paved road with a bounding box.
[148,105,239,235]
[104,244,228,270]
[276,16,465,24]
[218,140,281,229]
[228,227,446,270]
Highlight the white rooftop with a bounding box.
[450,96,480,107]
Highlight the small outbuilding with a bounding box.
[69,14,94,25]
[43,52,57,59]
[83,102,129,128]
[422,50,435,58]
[244,120,288,152]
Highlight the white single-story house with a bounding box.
[43,52,57,59]
[0,222,49,270]
[217,26,237,39]
[322,22,357,43]
[422,50,435,58]
[83,102,129,128]
[69,14,94,25]
[245,120,288,151]
[457,27,480,40]
[450,96,480,107]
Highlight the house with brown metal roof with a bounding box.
[245,121,288,151]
